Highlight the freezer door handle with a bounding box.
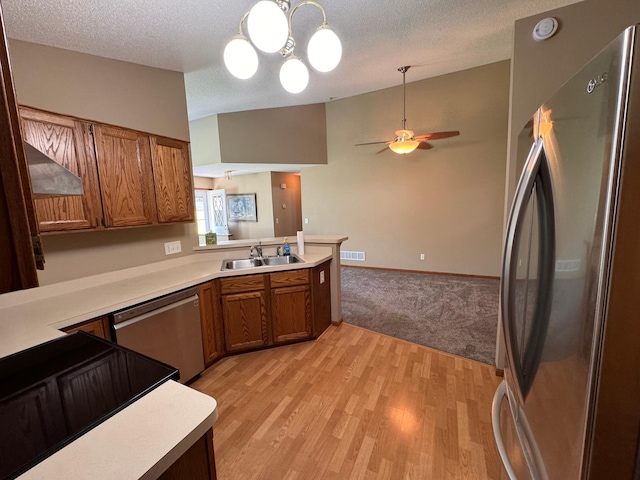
[492,381,519,480]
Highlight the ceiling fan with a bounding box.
[355,66,460,154]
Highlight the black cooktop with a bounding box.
[0,332,179,480]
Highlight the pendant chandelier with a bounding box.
[223,0,342,94]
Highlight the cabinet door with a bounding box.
[198,281,224,365]
[19,107,102,232]
[93,125,157,227]
[271,285,312,343]
[62,316,111,341]
[150,136,194,223]
[222,291,269,352]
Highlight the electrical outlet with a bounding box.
[276,218,279,224]
[304,218,309,224]
[420,253,425,261]
[320,271,325,284]
[164,241,181,255]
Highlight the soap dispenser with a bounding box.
[283,237,290,256]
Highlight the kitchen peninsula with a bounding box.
[0,235,345,479]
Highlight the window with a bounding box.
[194,189,229,245]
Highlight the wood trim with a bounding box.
[0,4,38,293]
[494,368,504,377]
[341,264,500,280]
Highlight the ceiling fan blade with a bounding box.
[376,146,389,154]
[414,131,460,140]
[417,142,434,150]
[355,140,392,146]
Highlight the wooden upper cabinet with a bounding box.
[150,136,194,223]
[19,107,102,232]
[93,125,158,227]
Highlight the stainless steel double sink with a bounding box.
[221,254,304,271]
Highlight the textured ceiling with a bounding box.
[3,0,582,122]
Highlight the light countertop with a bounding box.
[0,240,339,479]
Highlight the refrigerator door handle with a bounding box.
[501,136,556,400]
[492,380,518,480]
[500,139,543,373]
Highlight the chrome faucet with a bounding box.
[250,243,263,258]
[276,246,282,257]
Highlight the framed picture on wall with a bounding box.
[227,193,258,222]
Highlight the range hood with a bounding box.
[24,142,84,196]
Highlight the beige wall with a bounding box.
[271,172,302,237]
[194,176,214,189]
[217,104,327,165]
[7,40,196,285]
[302,61,510,277]
[213,172,275,239]
[507,0,640,206]
[190,115,222,166]
[8,40,190,141]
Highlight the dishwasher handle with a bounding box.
[113,295,199,330]
[112,287,198,324]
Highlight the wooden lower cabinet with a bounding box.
[61,316,111,341]
[198,281,224,365]
[270,269,312,344]
[159,428,217,480]
[222,290,269,352]
[203,263,332,359]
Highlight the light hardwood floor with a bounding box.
[191,323,503,480]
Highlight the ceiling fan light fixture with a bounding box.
[389,138,420,154]
[307,25,342,72]
[223,35,259,79]
[247,0,289,53]
[280,55,309,93]
[389,129,419,154]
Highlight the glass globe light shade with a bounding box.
[307,26,342,72]
[223,35,258,79]
[389,130,419,154]
[279,56,309,94]
[247,1,288,53]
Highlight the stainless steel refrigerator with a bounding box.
[492,25,640,480]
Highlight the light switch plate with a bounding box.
[164,241,182,255]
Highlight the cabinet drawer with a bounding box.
[220,274,266,295]
[270,269,310,288]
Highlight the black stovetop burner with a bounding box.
[0,331,179,479]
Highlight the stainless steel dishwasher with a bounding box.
[111,287,205,383]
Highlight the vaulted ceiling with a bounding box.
[4,0,582,121]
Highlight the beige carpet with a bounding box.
[341,267,500,365]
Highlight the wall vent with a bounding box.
[555,259,581,272]
[341,250,366,261]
